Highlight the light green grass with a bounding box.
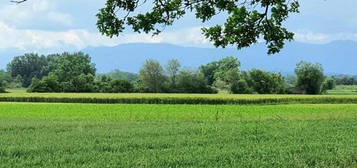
[0,103,357,121]
[0,103,356,167]
[4,88,27,94]
[328,85,357,95]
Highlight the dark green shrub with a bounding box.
[230,79,253,94]
[0,81,5,93]
[322,78,336,93]
[247,69,286,94]
[110,80,134,93]
[28,78,50,93]
[176,70,215,93]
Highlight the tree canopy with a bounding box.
[7,53,49,87]
[295,61,325,94]
[12,0,299,54]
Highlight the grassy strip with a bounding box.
[1,103,357,121]
[2,93,357,104]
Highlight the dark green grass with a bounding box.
[0,103,356,167]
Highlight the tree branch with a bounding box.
[10,0,27,3]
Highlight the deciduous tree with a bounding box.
[12,0,299,54]
[139,59,167,92]
[295,61,325,94]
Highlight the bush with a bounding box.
[247,69,286,94]
[200,56,240,86]
[322,78,336,93]
[230,79,253,94]
[28,78,50,93]
[72,74,95,92]
[0,81,5,93]
[176,70,215,93]
[133,80,150,93]
[109,80,134,93]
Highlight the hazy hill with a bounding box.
[1,41,357,75]
[82,41,357,74]
[0,48,22,71]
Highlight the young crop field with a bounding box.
[0,103,356,167]
[3,92,357,104]
[328,85,357,95]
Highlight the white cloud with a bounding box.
[0,0,73,27]
[118,27,211,47]
[5,18,357,53]
[0,21,116,52]
[294,31,357,44]
[0,21,210,52]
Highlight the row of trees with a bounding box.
[136,59,214,93]
[331,75,357,85]
[3,52,335,94]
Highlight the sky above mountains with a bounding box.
[1,0,357,53]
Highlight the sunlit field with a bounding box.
[327,85,357,95]
[3,90,357,104]
[0,103,356,167]
[2,0,357,167]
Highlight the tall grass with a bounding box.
[2,93,357,104]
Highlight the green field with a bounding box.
[0,103,356,167]
[328,85,357,95]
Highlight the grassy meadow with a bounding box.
[327,85,357,95]
[1,88,357,167]
[0,103,356,167]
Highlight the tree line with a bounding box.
[331,75,357,85]
[1,52,337,94]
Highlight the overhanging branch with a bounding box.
[10,0,27,3]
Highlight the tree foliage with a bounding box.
[166,59,181,88]
[321,78,336,93]
[332,75,357,85]
[0,80,5,93]
[7,53,49,87]
[5,51,334,95]
[0,70,16,89]
[139,59,167,93]
[176,69,214,93]
[96,0,299,54]
[28,53,97,93]
[295,61,325,94]
[246,69,286,94]
[230,79,252,94]
[12,0,299,53]
[52,52,96,83]
[200,56,240,86]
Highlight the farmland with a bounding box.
[327,85,357,95]
[1,90,357,167]
[0,102,357,167]
[2,0,357,167]
[3,91,357,104]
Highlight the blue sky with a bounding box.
[1,0,357,53]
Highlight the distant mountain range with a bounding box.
[1,41,357,75]
[0,48,22,71]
